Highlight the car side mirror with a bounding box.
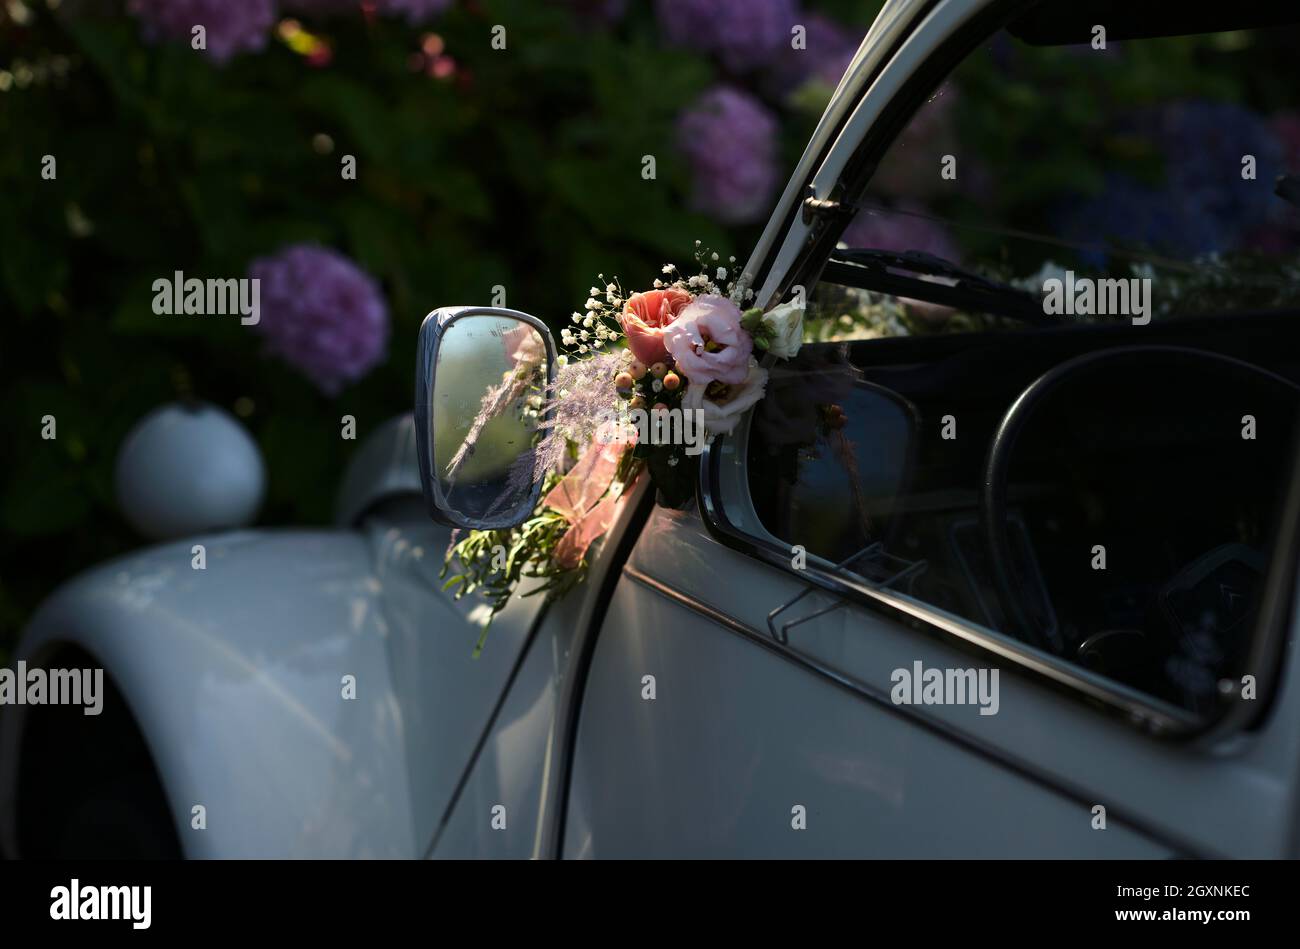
[415,306,555,530]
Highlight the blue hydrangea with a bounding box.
[1057,100,1284,261]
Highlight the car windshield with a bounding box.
[807,16,1300,343]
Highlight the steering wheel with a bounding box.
[980,344,1298,654]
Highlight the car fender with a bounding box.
[0,511,541,859]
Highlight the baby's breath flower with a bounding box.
[717,267,727,280]
[662,264,675,274]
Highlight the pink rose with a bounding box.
[620,287,693,365]
[662,294,752,386]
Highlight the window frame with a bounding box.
[700,0,1300,743]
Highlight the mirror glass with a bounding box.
[747,359,916,568]
[430,314,549,528]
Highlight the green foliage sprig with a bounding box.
[439,473,586,655]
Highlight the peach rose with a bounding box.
[619,287,693,365]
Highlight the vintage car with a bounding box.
[4,0,1300,859]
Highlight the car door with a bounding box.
[560,0,1300,858]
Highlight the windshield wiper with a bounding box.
[824,248,1052,326]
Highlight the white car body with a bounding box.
[4,0,1300,859]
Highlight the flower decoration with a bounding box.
[663,294,753,386]
[682,362,770,436]
[620,287,693,365]
[443,242,805,639]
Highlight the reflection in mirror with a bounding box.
[431,314,549,528]
[747,354,917,570]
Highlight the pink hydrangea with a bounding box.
[248,244,390,396]
[128,0,277,64]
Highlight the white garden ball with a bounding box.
[115,402,266,540]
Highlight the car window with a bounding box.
[734,18,1300,725]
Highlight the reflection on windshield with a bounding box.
[811,25,1300,343]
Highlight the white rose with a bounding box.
[762,301,805,359]
[682,363,769,437]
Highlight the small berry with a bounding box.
[614,371,634,389]
[663,372,681,391]
[630,396,646,410]
[650,362,668,378]
[628,360,647,380]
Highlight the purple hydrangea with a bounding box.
[128,0,277,64]
[285,0,452,21]
[248,245,390,396]
[841,202,961,261]
[676,86,780,225]
[764,14,859,97]
[656,0,800,73]
[373,0,454,23]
